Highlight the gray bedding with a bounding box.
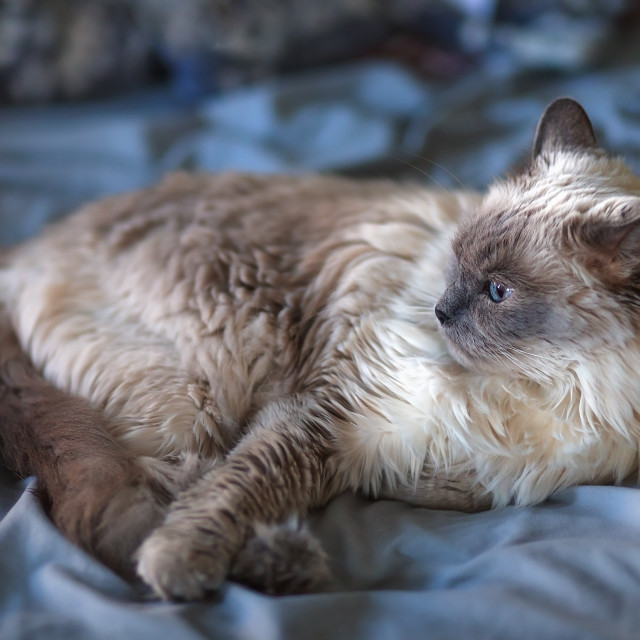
[2,60,640,640]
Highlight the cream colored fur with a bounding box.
[345,150,640,507]
[3,99,640,598]
[4,160,639,512]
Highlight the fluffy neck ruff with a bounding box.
[334,265,640,507]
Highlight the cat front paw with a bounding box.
[136,527,233,600]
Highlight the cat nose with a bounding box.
[435,283,467,325]
[434,304,449,325]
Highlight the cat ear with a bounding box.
[532,98,598,158]
[569,204,640,278]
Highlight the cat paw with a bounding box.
[230,521,331,595]
[136,528,232,600]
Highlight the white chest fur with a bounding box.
[331,267,640,507]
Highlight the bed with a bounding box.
[2,42,640,640]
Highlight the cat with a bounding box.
[1,97,640,600]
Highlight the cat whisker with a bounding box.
[510,347,548,362]
[497,348,540,379]
[500,351,524,371]
[390,154,452,194]
[499,348,557,385]
[406,298,440,307]
[405,305,440,316]
[397,151,468,191]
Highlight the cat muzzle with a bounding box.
[435,285,468,326]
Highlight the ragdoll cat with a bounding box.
[1,98,640,600]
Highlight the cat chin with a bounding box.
[440,336,484,372]
[436,322,498,374]
[441,335,506,376]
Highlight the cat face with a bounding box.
[436,98,640,380]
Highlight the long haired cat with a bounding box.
[1,98,639,599]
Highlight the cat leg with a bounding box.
[136,395,336,600]
[379,465,493,512]
[0,308,171,577]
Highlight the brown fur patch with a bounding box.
[0,305,169,577]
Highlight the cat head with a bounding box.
[436,98,640,382]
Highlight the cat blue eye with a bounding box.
[488,280,513,303]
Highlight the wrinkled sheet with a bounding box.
[2,61,640,640]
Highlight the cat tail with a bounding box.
[0,303,169,578]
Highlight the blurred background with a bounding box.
[1,0,640,245]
